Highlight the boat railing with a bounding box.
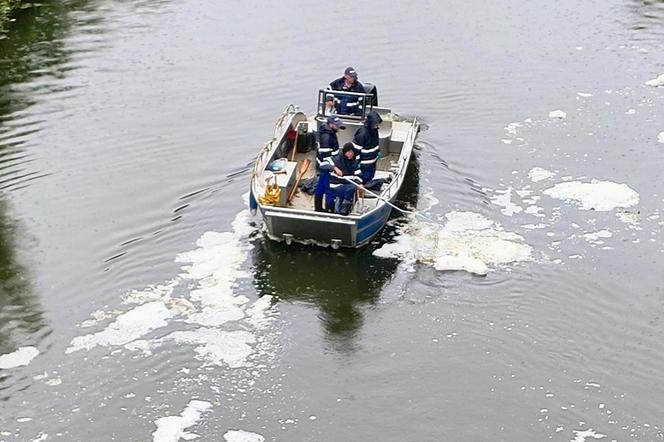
[253,105,297,182]
[317,89,374,121]
[374,117,419,204]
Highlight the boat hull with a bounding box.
[262,201,393,248]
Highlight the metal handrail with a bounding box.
[317,89,374,121]
[253,105,296,182]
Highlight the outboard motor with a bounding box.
[363,82,378,106]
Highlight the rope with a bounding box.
[258,177,281,206]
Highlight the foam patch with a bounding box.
[373,211,532,276]
[645,74,664,87]
[571,428,606,442]
[66,302,172,354]
[543,180,639,211]
[152,400,212,442]
[0,346,39,369]
[223,430,266,442]
[528,167,556,183]
[163,328,256,368]
[490,187,523,216]
[548,109,567,119]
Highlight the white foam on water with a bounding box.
[577,92,593,98]
[373,242,413,259]
[66,208,279,440]
[79,309,116,328]
[657,131,664,144]
[625,109,636,115]
[0,346,39,369]
[66,301,172,354]
[419,189,440,212]
[582,230,613,246]
[434,254,489,276]
[172,218,255,331]
[184,308,245,327]
[491,187,523,216]
[549,110,567,119]
[45,378,62,386]
[528,167,556,183]
[524,205,545,217]
[176,231,250,303]
[583,230,612,241]
[164,329,256,368]
[152,400,212,442]
[231,209,256,238]
[500,139,513,145]
[223,430,265,442]
[123,279,180,305]
[645,74,664,87]
[571,428,606,442]
[522,223,546,229]
[616,211,641,230]
[505,122,522,135]
[68,210,271,352]
[31,434,48,442]
[245,295,274,329]
[444,211,495,231]
[373,211,532,276]
[543,180,639,211]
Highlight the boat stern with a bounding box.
[262,209,358,248]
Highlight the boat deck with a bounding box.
[288,151,400,213]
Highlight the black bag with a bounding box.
[296,132,316,153]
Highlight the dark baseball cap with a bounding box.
[327,115,346,129]
[344,67,358,79]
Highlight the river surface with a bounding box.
[1,1,663,441]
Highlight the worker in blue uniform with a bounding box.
[314,115,345,212]
[328,142,362,215]
[352,110,390,190]
[329,67,365,116]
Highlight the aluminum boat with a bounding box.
[249,88,419,249]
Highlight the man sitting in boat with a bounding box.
[353,110,391,190]
[314,115,345,212]
[323,94,335,116]
[329,67,364,116]
[328,142,362,215]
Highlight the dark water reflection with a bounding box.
[253,240,397,351]
[0,1,88,192]
[252,155,421,351]
[623,0,664,41]
[0,200,46,353]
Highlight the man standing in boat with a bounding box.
[328,143,362,215]
[329,67,365,116]
[314,115,345,212]
[353,110,390,190]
